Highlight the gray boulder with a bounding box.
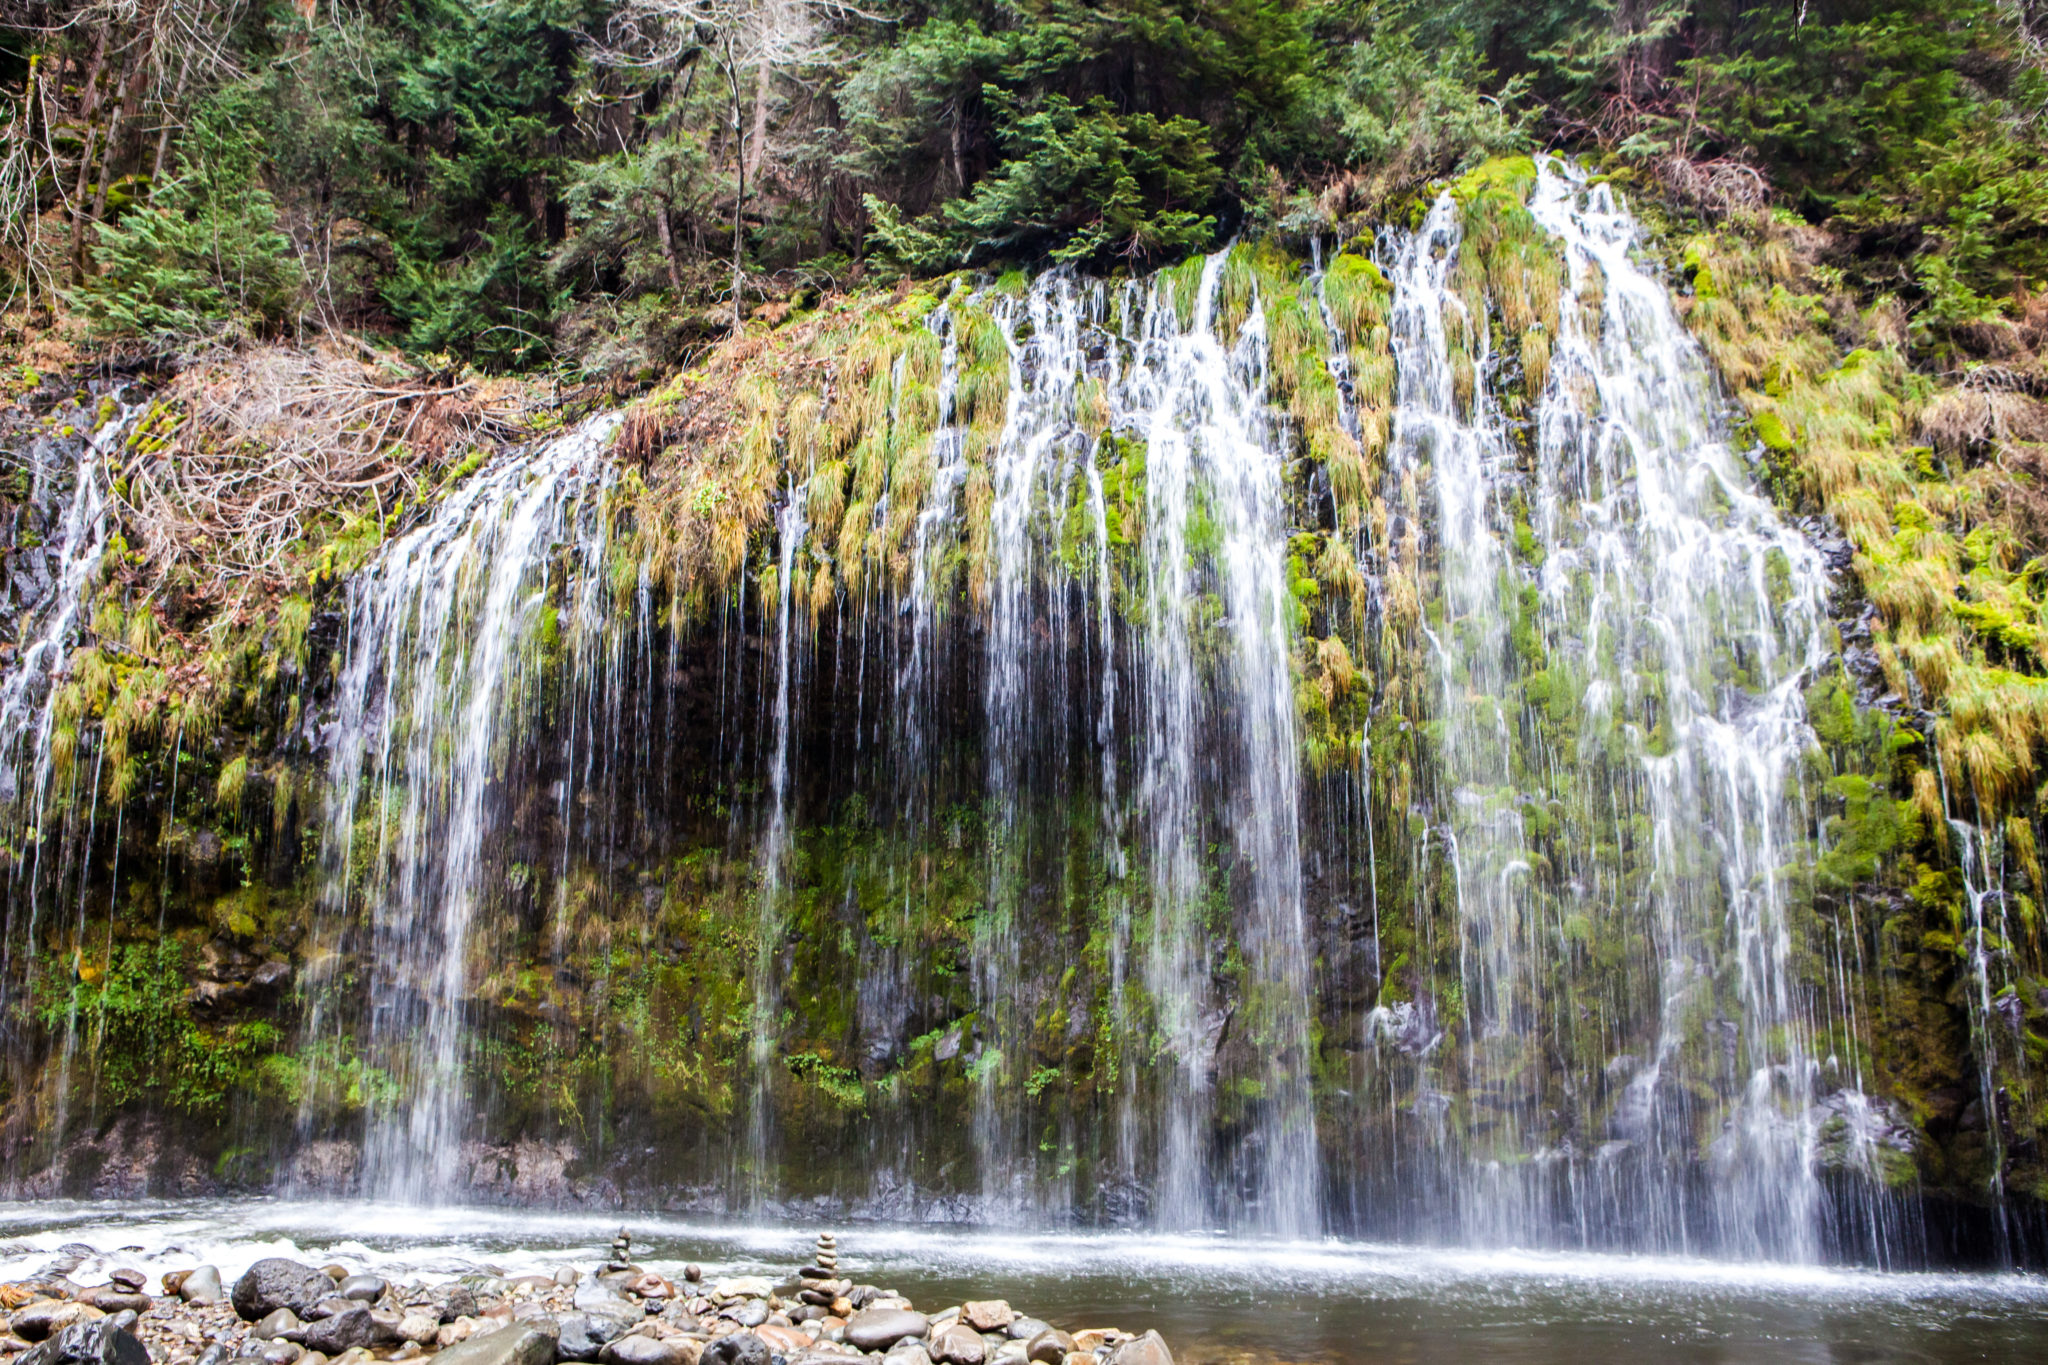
[234,1261,335,1322]
[297,1308,387,1356]
[599,1336,696,1365]
[698,1334,767,1365]
[431,1324,559,1365]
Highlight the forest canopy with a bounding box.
[0,0,2042,375]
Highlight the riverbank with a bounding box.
[0,1233,1172,1365]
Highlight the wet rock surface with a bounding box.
[0,1244,1168,1365]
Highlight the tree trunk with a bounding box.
[652,195,685,295]
[745,60,771,186]
[151,44,194,187]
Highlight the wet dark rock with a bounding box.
[98,1316,136,1338]
[681,1268,701,1286]
[11,1302,102,1341]
[442,1289,480,1323]
[234,1261,336,1321]
[16,1320,150,1365]
[77,1293,148,1317]
[302,1298,356,1322]
[260,1344,302,1365]
[699,1333,768,1365]
[1106,1331,1173,1365]
[1024,1330,1072,1365]
[103,1274,143,1297]
[337,1278,386,1304]
[844,1308,928,1352]
[254,1309,303,1341]
[297,1307,388,1356]
[554,1315,621,1362]
[432,1324,559,1365]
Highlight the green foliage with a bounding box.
[939,96,1223,265]
[80,94,305,345]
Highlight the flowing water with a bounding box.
[306,414,622,1202]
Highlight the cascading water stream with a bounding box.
[745,471,809,1203]
[308,412,620,1201]
[1374,157,1849,1258]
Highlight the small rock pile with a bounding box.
[0,1239,1172,1365]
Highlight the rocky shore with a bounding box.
[0,1235,1171,1365]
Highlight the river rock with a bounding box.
[882,1342,932,1365]
[600,1335,687,1365]
[698,1334,766,1365]
[1105,1332,1171,1365]
[337,1278,385,1304]
[726,1301,768,1330]
[844,1309,928,1352]
[298,1307,386,1356]
[443,1289,480,1323]
[929,1325,984,1365]
[158,1272,189,1298]
[554,1315,626,1362]
[234,1261,335,1321]
[254,1309,303,1341]
[1005,1320,1049,1343]
[76,1294,147,1318]
[12,1302,104,1341]
[182,1266,225,1305]
[102,1274,142,1297]
[16,1320,149,1365]
[431,1324,558,1365]
[396,1314,441,1345]
[572,1286,637,1324]
[707,1280,771,1303]
[960,1304,1012,1334]
[754,1325,809,1353]
[260,1343,301,1365]
[1024,1330,1072,1365]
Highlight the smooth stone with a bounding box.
[300,1299,353,1323]
[178,1267,223,1307]
[101,1276,140,1299]
[843,1309,929,1353]
[158,1273,190,1298]
[252,1311,301,1343]
[11,1304,103,1342]
[554,1271,580,1288]
[335,1279,384,1305]
[1105,1333,1172,1365]
[431,1324,559,1365]
[753,1325,808,1353]
[234,1262,334,1322]
[573,1287,639,1324]
[436,1321,475,1349]
[1024,1331,1072,1365]
[319,1270,348,1285]
[727,1301,768,1330]
[259,1346,300,1365]
[1007,1321,1050,1345]
[929,1325,984,1365]
[600,1336,673,1365]
[881,1343,932,1365]
[15,1321,148,1365]
[73,1299,143,1321]
[960,1305,1012,1334]
[698,1334,767,1365]
[395,1314,440,1345]
[297,1354,328,1365]
[708,1280,772,1303]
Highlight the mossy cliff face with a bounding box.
[1,161,2045,1264]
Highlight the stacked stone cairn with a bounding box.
[0,1238,1173,1365]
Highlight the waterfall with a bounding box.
[745,471,808,1203]
[1375,157,1848,1257]
[0,401,146,996]
[309,412,620,1201]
